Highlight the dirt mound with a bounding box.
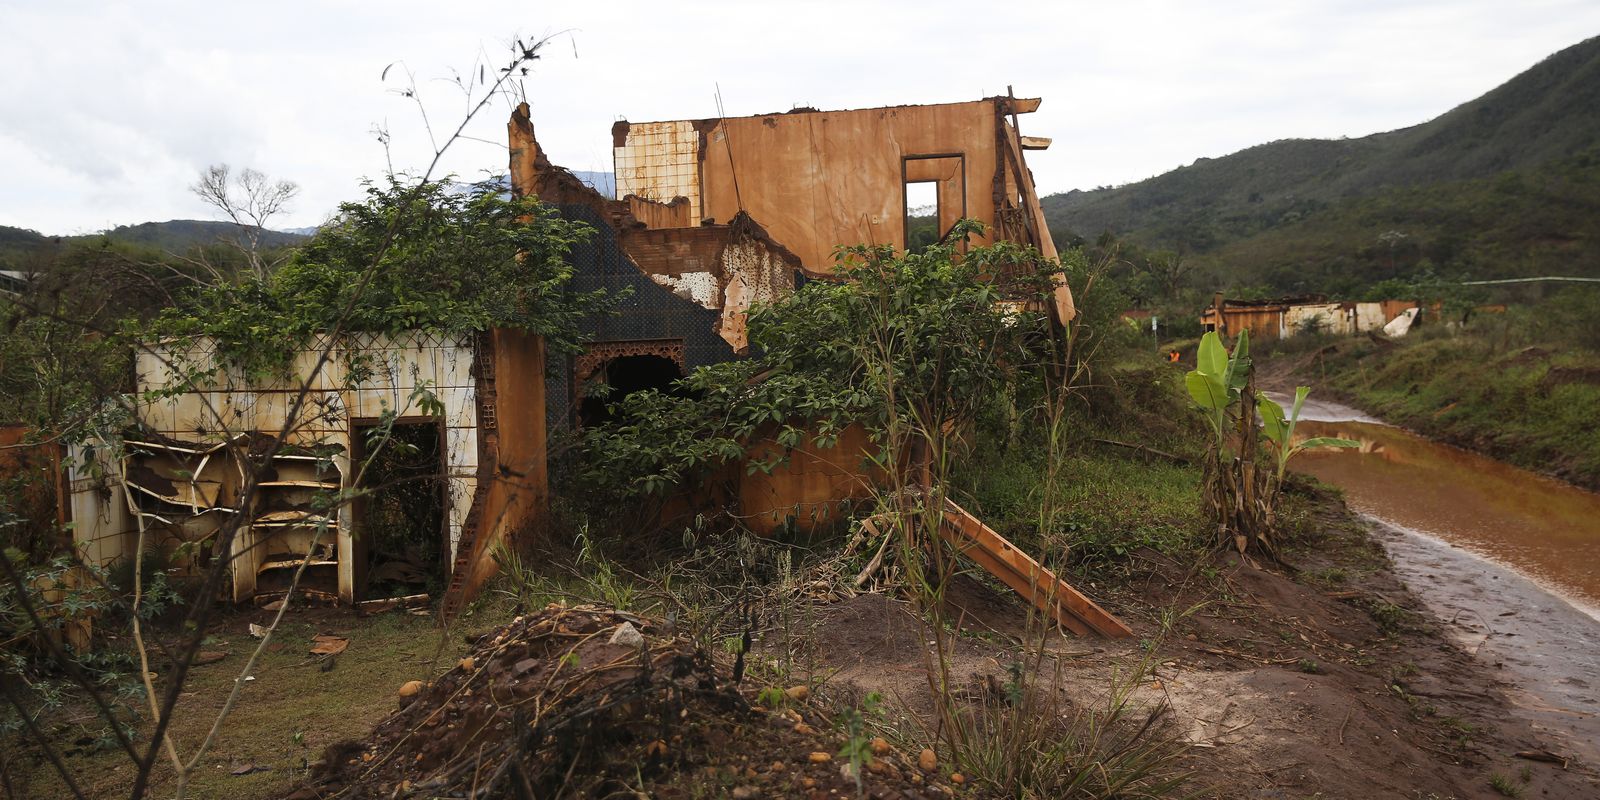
[289,604,955,799]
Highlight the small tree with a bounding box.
[190,164,300,280]
[1186,331,1355,558]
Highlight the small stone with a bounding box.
[609,622,645,648]
[194,651,228,666]
[866,758,889,774]
[768,761,785,772]
[1185,633,1198,641]
[459,656,475,672]
[869,737,891,756]
[397,680,423,697]
[731,788,758,800]
[807,751,831,764]
[951,772,965,784]
[918,748,937,772]
[794,723,816,735]
[801,778,816,789]
[784,685,809,702]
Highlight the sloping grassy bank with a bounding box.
[1292,328,1600,491]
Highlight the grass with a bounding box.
[956,439,1205,569]
[13,605,510,799]
[1489,771,1525,798]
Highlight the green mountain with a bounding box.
[0,220,308,272]
[92,220,307,252]
[1042,35,1600,293]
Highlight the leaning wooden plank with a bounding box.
[939,516,1092,636]
[941,499,1133,638]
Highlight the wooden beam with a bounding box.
[1008,97,1042,114]
[940,499,1133,638]
[1019,136,1052,150]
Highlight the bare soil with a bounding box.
[786,487,1600,799]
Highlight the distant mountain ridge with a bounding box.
[1042,35,1600,260]
[0,220,309,270]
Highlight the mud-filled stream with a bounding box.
[1272,393,1600,760]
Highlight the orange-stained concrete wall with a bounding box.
[458,327,548,601]
[738,423,882,535]
[694,101,1008,273]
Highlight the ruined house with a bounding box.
[1200,295,1421,342]
[513,94,1073,428]
[66,93,1081,618]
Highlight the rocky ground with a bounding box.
[289,488,1598,799]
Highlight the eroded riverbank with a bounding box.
[1269,391,1600,763]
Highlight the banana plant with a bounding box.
[1184,330,1252,446]
[1256,386,1359,485]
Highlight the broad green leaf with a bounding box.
[1298,437,1360,450]
[1225,329,1252,395]
[1291,386,1311,420]
[1196,331,1226,377]
[1185,371,1227,410]
[1257,393,1288,445]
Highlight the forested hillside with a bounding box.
[0,220,307,271]
[1043,35,1600,295]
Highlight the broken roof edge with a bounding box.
[611,94,1041,131]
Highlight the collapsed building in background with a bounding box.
[1200,294,1422,341]
[58,92,1127,634]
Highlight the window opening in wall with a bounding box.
[352,419,446,601]
[579,354,686,428]
[904,180,940,255]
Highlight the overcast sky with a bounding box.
[2,1,1597,234]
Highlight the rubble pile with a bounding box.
[290,604,955,799]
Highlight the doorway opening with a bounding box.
[579,354,686,427]
[352,418,446,601]
[904,180,940,254]
[902,154,966,254]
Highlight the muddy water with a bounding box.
[1271,394,1600,760]
[1285,401,1600,617]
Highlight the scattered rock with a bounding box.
[310,634,348,656]
[608,622,645,648]
[793,722,816,735]
[397,680,423,698]
[869,737,891,756]
[918,748,937,772]
[784,685,809,702]
[731,787,758,799]
[950,772,965,784]
[194,651,229,666]
[808,751,832,764]
[458,656,474,672]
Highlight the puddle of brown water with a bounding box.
[1289,415,1600,618]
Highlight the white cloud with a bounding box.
[1,0,1597,233]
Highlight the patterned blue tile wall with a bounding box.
[544,204,738,430]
